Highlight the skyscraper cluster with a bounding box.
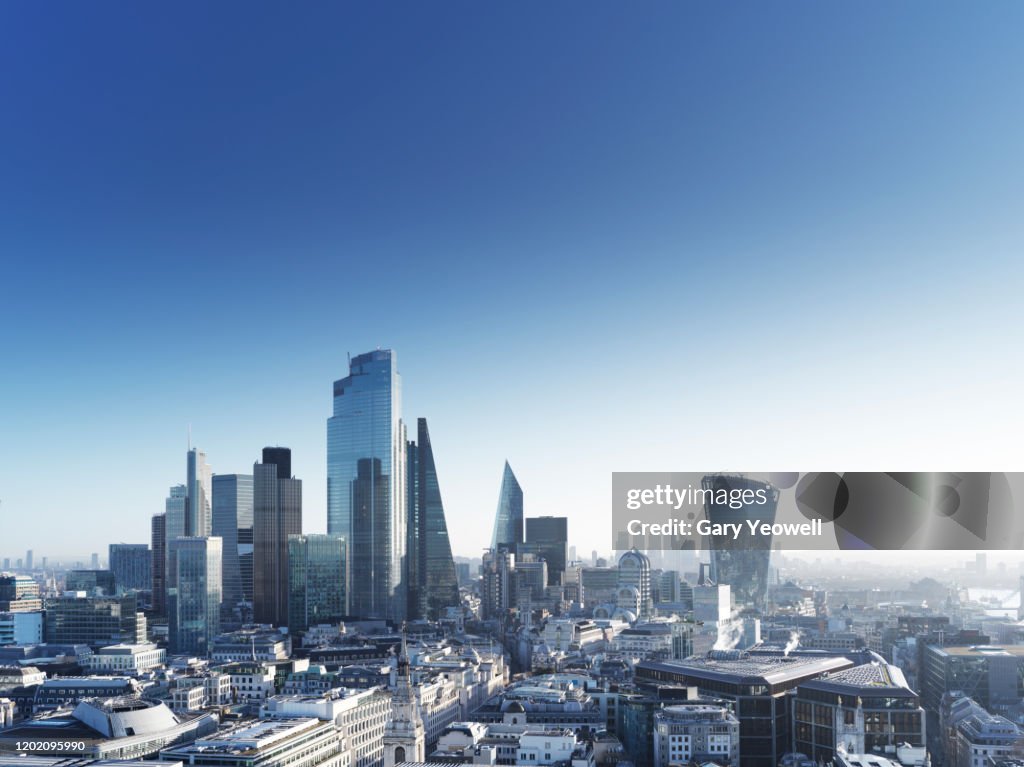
[145,348,461,653]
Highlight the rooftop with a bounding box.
[639,652,853,687]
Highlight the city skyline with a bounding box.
[3,4,1024,558]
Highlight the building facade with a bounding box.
[254,448,302,626]
[288,533,348,633]
[327,349,407,621]
[167,536,222,655]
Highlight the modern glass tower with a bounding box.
[327,350,407,621]
[702,474,780,613]
[212,473,254,620]
[150,513,166,617]
[287,533,347,632]
[406,418,459,621]
[108,544,151,592]
[165,484,188,541]
[186,448,213,537]
[524,516,568,586]
[253,448,302,627]
[167,536,222,655]
[490,461,524,550]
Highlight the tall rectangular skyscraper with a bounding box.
[151,513,166,616]
[186,448,213,537]
[167,536,222,655]
[327,350,407,621]
[253,448,301,626]
[212,473,254,620]
[165,484,188,541]
[524,516,568,587]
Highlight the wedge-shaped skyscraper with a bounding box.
[490,461,523,550]
[406,418,459,621]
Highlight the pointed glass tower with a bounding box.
[490,461,524,550]
[406,418,459,621]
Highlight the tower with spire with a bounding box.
[384,627,425,767]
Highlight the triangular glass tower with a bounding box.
[490,461,524,550]
[406,418,460,620]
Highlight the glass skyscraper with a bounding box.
[703,474,780,613]
[108,543,151,592]
[524,516,568,586]
[151,513,166,617]
[186,448,213,537]
[287,533,347,632]
[490,461,523,550]
[212,473,254,620]
[406,418,459,621]
[165,484,188,541]
[253,448,302,626]
[167,536,222,655]
[327,350,407,621]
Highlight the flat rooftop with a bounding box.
[639,653,853,687]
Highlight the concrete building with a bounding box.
[86,643,166,674]
[261,688,392,767]
[162,717,347,767]
[635,651,854,767]
[0,697,216,758]
[793,661,925,764]
[653,705,740,767]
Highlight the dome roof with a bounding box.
[505,701,526,713]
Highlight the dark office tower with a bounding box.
[108,544,151,592]
[327,350,407,621]
[253,447,302,626]
[406,418,459,621]
[186,448,212,537]
[151,513,166,616]
[490,461,524,550]
[524,516,568,587]
[287,534,347,633]
[212,474,254,619]
[702,474,780,613]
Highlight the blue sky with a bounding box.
[1,2,1022,561]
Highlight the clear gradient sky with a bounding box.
[1,3,1023,561]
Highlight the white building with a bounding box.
[262,688,391,767]
[88,643,166,674]
[162,717,348,767]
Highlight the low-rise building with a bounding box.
[0,697,216,758]
[86,644,166,675]
[162,717,347,767]
[653,705,740,767]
